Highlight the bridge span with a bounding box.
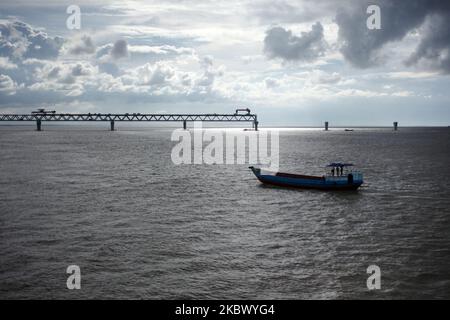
[0,111,259,131]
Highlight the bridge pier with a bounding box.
[36,119,41,131]
[110,120,115,131]
[183,120,187,130]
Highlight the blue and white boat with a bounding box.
[249,163,363,191]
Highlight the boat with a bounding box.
[249,163,363,191]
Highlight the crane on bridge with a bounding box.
[235,108,251,115]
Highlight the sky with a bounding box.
[1,0,450,126]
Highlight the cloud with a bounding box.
[386,71,438,79]
[263,22,327,62]
[241,55,262,64]
[201,55,214,68]
[391,90,414,97]
[96,39,130,64]
[127,45,194,56]
[264,77,280,88]
[0,4,448,125]
[133,62,176,86]
[118,56,223,96]
[253,0,450,73]
[71,63,95,77]
[0,22,226,106]
[0,74,20,95]
[405,13,450,74]
[67,36,96,55]
[26,59,95,95]
[98,62,120,76]
[335,0,450,72]
[110,39,128,60]
[0,20,63,60]
[0,57,17,69]
[251,0,352,24]
[309,69,341,84]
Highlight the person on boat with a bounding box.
[331,167,335,176]
[340,166,344,176]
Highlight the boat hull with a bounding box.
[249,167,363,191]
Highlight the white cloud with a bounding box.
[308,69,341,85]
[391,90,414,97]
[0,74,21,95]
[0,57,17,69]
[128,45,194,56]
[66,36,96,55]
[0,20,64,60]
[387,71,439,79]
[264,77,280,88]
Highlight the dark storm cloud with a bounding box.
[335,0,450,72]
[256,0,450,73]
[0,20,64,60]
[264,22,327,62]
[405,12,450,73]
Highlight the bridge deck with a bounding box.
[0,113,259,131]
[0,113,257,122]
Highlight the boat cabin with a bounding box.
[325,163,362,183]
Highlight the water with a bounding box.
[0,125,449,299]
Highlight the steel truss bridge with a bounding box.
[0,112,259,131]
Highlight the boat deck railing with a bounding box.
[325,171,363,181]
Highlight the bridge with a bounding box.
[0,111,259,131]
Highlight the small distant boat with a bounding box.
[249,163,363,191]
[344,129,354,132]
